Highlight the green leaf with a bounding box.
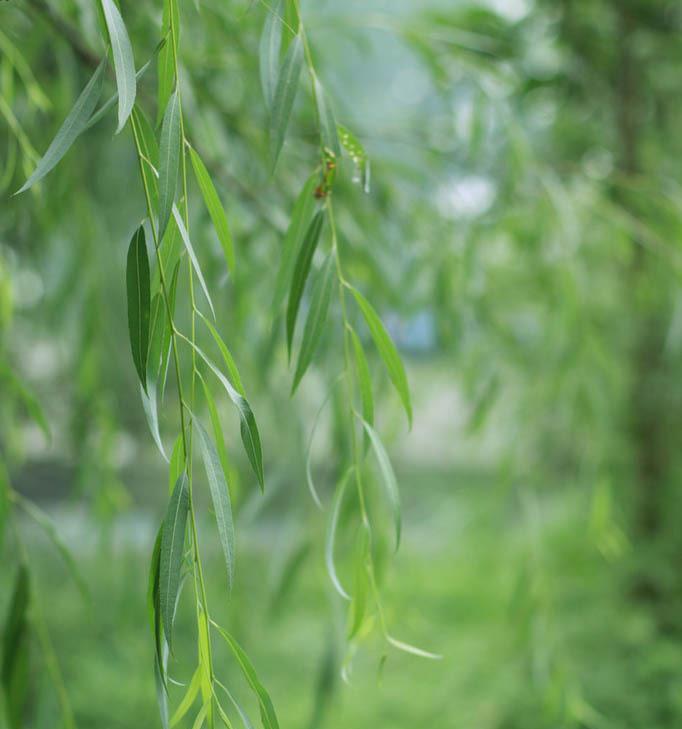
[314,77,341,155]
[147,524,169,721]
[16,60,106,194]
[126,225,151,391]
[269,33,303,169]
[349,327,374,444]
[160,473,189,649]
[170,666,201,727]
[361,419,401,550]
[188,342,264,490]
[286,210,325,355]
[141,381,167,461]
[211,622,280,729]
[386,635,442,660]
[157,0,179,124]
[168,435,185,495]
[259,0,283,109]
[2,565,30,729]
[0,363,50,440]
[158,90,181,240]
[198,313,245,396]
[348,529,369,640]
[100,0,136,132]
[189,146,235,272]
[272,172,318,314]
[292,254,334,393]
[194,418,235,591]
[326,469,352,600]
[199,374,231,483]
[172,206,216,319]
[349,286,412,427]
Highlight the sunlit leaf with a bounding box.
[159,90,181,239]
[272,172,318,314]
[314,77,340,156]
[100,0,136,132]
[160,473,189,648]
[16,60,105,194]
[211,621,280,729]
[349,286,412,427]
[269,34,303,169]
[386,635,442,660]
[189,145,235,272]
[292,254,334,393]
[126,225,151,391]
[286,210,325,355]
[361,419,401,550]
[259,0,283,109]
[194,418,235,591]
[1,565,30,729]
[326,468,353,600]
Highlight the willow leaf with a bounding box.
[157,0,178,123]
[349,287,412,427]
[361,419,401,550]
[338,124,370,193]
[0,364,50,439]
[349,327,373,445]
[211,622,280,729]
[269,33,303,169]
[141,381,168,461]
[292,255,334,392]
[147,524,168,709]
[348,530,369,640]
[259,0,283,109]
[386,635,442,660]
[126,226,151,391]
[314,77,340,155]
[272,173,317,314]
[199,375,231,485]
[170,666,201,727]
[2,566,30,729]
[189,146,235,272]
[100,0,136,132]
[286,210,325,355]
[194,418,235,591]
[17,60,105,194]
[187,342,264,490]
[160,473,189,648]
[168,435,185,495]
[199,313,245,395]
[159,90,181,239]
[326,469,352,600]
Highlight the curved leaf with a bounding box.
[159,90,181,240]
[100,0,136,132]
[269,33,303,169]
[126,225,151,391]
[326,469,353,600]
[314,77,340,156]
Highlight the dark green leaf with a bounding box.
[269,34,303,169]
[100,0,136,132]
[189,146,235,272]
[259,0,283,109]
[158,90,181,240]
[17,60,106,194]
[292,254,334,393]
[126,225,151,390]
[286,210,325,355]
[2,566,30,729]
[349,286,412,427]
[160,473,189,648]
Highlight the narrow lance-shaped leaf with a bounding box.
[198,313,245,395]
[211,622,280,729]
[16,60,105,194]
[326,469,353,600]
[100,0,136,132]
[314,77,341,155]
[286,210,325,355]
[168,435,185,495]
[169,666,201,728]
[157,0,179,124]
[158,90,181,240]
[292,254,334,393]
[199,374,232,481]
[269,33,303,169]
[349,286,412,427]
[132,105,160,208]
[147,524,170,723]
[126,226,151,391]
[159,473,189,648]
[259,0,283,109]
[349,327,374,446]
[2,565,30,729]
[361,419,401,550]
[194,418,235,591]
[348,528,369,640]
[189,146,235,272]
[272,172,318,314]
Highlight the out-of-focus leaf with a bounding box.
[194,418,235,591]
[349,286,412,427]
[292,254,334,393]
[160,473,189,648]
[272,172,318,314]
[17,60,105,194]
[314,77,340,155]
[361,419,401,550]
[126,225,151,391]
[347,528,369,640]
[2,565,30,729]
[349,327,374,442]
[259,0,283,109]
[211,622,280,729]
[159,90,181,240]
[386,635,442,660]
[337,124,370,193]
[189,146,235,272]
[0,363,50,440]
[100,0,136,132]
[158,0,179,123]
[326,469,352,600]
[269,34,303,169]
[286,210,325,355]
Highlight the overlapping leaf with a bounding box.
[126,225,151,390]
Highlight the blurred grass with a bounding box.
[6,464,682,729]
